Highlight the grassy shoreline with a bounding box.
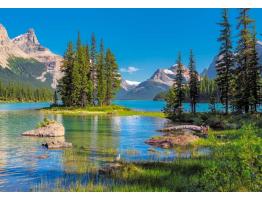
[38,124,261,192]
[40,105,166,118]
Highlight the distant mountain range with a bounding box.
[116,64,190,100]
[118,40,262,100]
[0,24,62,88]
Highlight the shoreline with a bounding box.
[40,105,166,118]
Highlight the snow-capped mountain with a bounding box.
[201,41,262,79]
[116,64,190,100]
[0,24,62,88]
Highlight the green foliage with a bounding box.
[216,8,234,114]
[164,52,185,117]
[58,33,120,108]
[0,80,53,102]
[97,40,106,106]
[188,49,199,113]
[36,117,56,128]
[47,124,261,192]
[105,49,121,105]
[234,8,261,113]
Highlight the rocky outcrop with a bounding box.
[0,23,62,88]
[145,134,199,148]
[42,139,72,149]
[22,122,64,137]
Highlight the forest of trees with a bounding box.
[58,33,121,107]
[0,81,53,102]
[165,8,261,116]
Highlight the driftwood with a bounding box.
[158,125,203,132]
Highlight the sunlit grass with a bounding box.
[41,105,165,118]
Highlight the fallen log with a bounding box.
[158,125,203,132]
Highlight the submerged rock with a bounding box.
[42,139,72,149]
[35,154,49,159]
[145,134,199,148]
[22,122,65,137]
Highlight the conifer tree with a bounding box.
[57,41,74,106]
[71,33,82,106]
[216,9,234,114]
[235,8,255,113]
[249,26,261,112]
[97,39,106,106]
[105,49,121,105]
[75,33,90,107]
[188,49,199,113]
[90,33,97,105]
[164,52,185,117]
[175,52,185,113]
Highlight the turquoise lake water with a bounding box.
[0,100,260,191]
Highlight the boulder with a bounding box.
[145,134,199,148]
[22,122,64,137]
[42,139,72,149]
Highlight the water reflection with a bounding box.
[0,110,205,191]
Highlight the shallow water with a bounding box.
[0,108,201,191]
[0,101,214,191]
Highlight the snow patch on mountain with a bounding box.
[125,80,141,86]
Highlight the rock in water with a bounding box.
[22,122,64,137]
[42,139,72,149]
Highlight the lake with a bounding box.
[0,101,207,191]
[0,100,257,191]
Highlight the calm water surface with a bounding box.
[0,100,222,191]
[0,106,188,191]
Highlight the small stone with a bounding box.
[35,154,49,159]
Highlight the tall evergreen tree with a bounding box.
[75,33,90,107]
[164,52,185,117]
[90,33,97,105]
[216,8,234,114]
[175,52,185,112]
[249,26,261,112]
[188,49,199,113]
[97,39,106,106]
[105,49,121,105]
[71,33,82,106]
[235,8,255,113]
[57,41,74,106]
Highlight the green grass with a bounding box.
[41,105,165,118]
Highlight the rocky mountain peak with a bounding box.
[0,24,9,42]
[26,28,39,45]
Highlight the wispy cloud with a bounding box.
[120,66,140,74]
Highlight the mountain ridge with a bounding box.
[0,24,62,88]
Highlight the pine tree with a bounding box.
[71,33,82,106]
[235,8,255,113]
[105,49,121,105]
[175,52,185,113]
[76,33,90,107]
[57,42,74,106]
[97,39,106,106]
[164,52,185,117]
[188,49,199,113]
[216,8,234,114]
[85,44,93,106]
[249,26,261,112]
[90,33,97,105]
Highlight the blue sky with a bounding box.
[0,9,262,82]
